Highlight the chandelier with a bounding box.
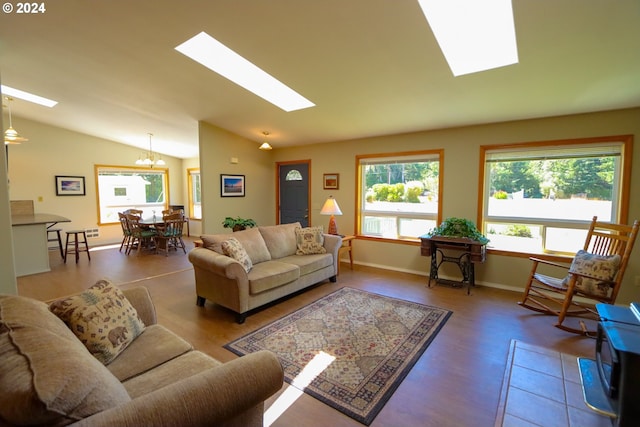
[135,133,165,167]
[3,96,29,145]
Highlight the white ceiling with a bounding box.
[1,0,639,159]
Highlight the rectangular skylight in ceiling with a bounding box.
[175,32,315,112]
[1,85,58,107]
[417,0,518,76]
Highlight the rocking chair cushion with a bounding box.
[563,250,621,297]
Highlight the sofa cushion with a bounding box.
[122,350,221,398]
[295,226,327,255]
[0,294,130,426]
[49,279,146,365]
[222,237,253,272]
[201,227,271,264]
[107,324,193,382]
[248,261,300,294]
[279,253,334,276]
[259,222,300,259]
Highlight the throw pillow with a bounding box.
[562,250,621,297]
[0,294,130,426]
[295,226,327,255]
[49,279,146,365]
[221,237,253,272]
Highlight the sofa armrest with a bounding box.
[323,234,343,275]
[121,287,157,326]
[188,247,248,280]
[72,350,283,427]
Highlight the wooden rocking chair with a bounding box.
[518,216,639,335]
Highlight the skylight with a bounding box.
[1,85,58,107]
[417,0,518,76]
[175,32,315,112]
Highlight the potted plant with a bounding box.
[425,217,489,244]
[222,216,257,232]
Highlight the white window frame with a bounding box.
[95,165,169,225]
[188,168,202,220]
[357,150,443,242]
[479,135,633,256]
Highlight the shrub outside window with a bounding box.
[357,150,443,241]
[479,135,632,255]
[96,165,169,225]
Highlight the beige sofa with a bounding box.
[0,286,283,427]
[189,222,342,323]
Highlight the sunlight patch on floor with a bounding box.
[263,351,335,427]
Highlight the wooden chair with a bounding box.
[118,212,132,253]
[519,216,639,335]
[125,213,157,255]
[154,212,186,256]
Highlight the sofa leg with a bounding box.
[330,275,337,283]
[236,312,247,324]
[196,296,206,307]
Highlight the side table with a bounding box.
[338,235,355,275]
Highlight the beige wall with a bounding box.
[198,121,275,234]
[0,88,17,294]
[269,108,640,303]
[5,118,198,248]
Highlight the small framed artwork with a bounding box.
[55,175,86,196]
[221,174,246,197]
[323,173,339,190]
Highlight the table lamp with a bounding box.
[320,196,342,235]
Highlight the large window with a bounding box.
[188,168,201,220]
[480,135,632,255]
[357,150,443,241]
[96,165,169,225]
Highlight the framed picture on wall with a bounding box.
[55,175,86,196]
[323,173,339,190]
[221,174,245,197]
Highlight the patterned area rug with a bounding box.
[225,287,452,425]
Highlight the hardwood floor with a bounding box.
[17,239,597,427]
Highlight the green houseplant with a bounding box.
[425,217,489,244]
[222,217,257,232]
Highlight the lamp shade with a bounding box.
[320,196,342,216]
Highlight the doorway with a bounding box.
[277,161,310,227]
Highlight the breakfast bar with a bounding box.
[11,213,71,276]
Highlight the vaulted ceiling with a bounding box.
[1,0,639,158]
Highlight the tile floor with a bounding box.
[495,340,613,427]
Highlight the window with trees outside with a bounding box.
[357,150,443,241]
[480,135,632,256]
[95,165,168,225]
[188,168,201,220]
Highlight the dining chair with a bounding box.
[125,213,157,255]
[118,212,132,253]
[518,216,639,335]
[154,212,186,256]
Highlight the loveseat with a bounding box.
[0,282,284,427]
[188,222,342,323]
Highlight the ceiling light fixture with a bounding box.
[3,96,29,145]
[259,131,273,150]
[175,32,315,112]
[417,0,518,76]
[1,85,58,107]
[135,133,165,167]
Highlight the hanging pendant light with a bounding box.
[259,131,273,150]
[135,133,165,167]
[3,96,28,145]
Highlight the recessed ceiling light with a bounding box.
[417,0,518,76]
[175,32,315,112]
[1,85,58,107]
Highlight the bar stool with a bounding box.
[64,230,91,263]
[47,228,64,259]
